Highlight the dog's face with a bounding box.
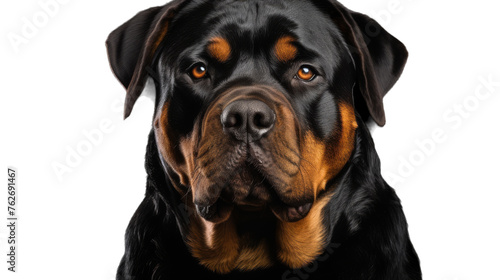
[154,0,359,224]
[107,0,407,272]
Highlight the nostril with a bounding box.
[253,113,265,128]
[252,111,275,129]
[224,112,242,128]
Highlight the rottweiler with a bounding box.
[106,0,422,279]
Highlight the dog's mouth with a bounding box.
[195,196,313,224]
[194,159,313,224]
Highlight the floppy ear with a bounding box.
[329,1,408,126]
[106,0,186,119]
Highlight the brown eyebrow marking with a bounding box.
[208,37,232,62]
[274,36,297,62]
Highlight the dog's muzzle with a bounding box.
[192,86,314,223]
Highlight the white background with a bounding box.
[1,0,499,279]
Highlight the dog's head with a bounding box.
[107,0,407,271]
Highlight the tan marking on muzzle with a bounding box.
[331,101,357,177]
[154,102,196,193]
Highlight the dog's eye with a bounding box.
[190,63,207,79]
[296,66,316,81]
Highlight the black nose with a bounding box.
[221,99,276,142]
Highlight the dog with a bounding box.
[106,0,421,279]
